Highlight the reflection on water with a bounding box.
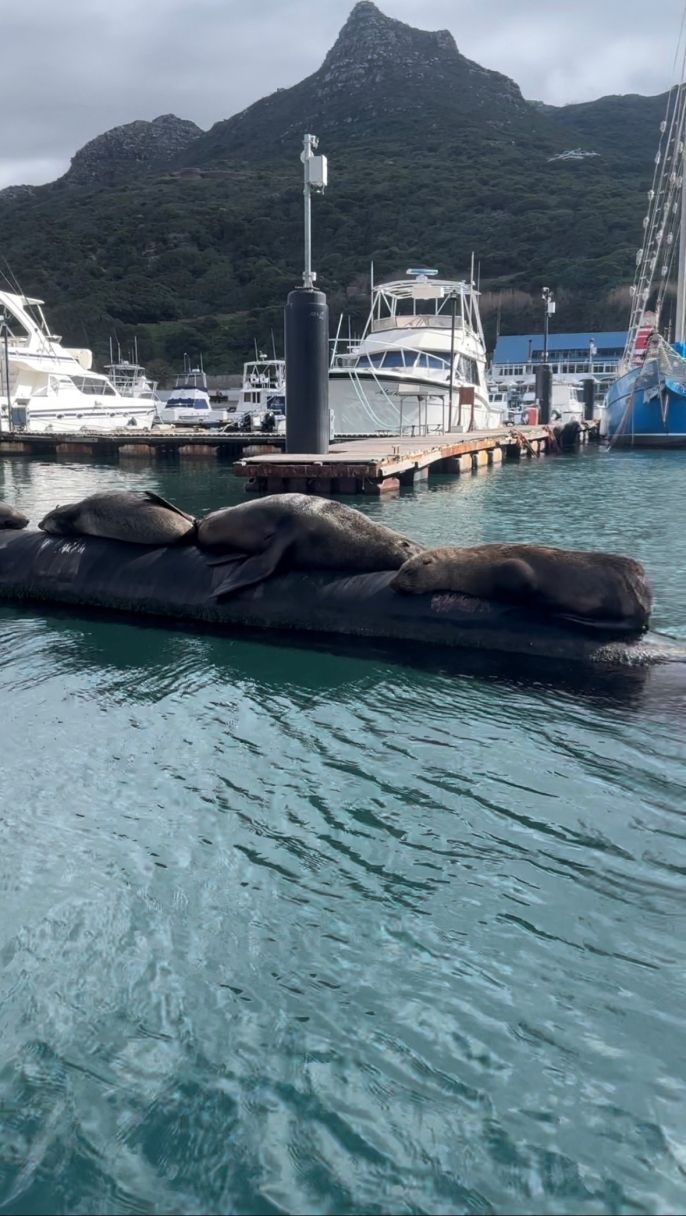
[0,451,685,1215]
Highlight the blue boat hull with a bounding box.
[604,356,686,447]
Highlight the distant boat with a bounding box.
[603,73,686,447]
[236,353,286,431]
[0,289,156,432]
[105,337,160,403]
[329,268,504,436]
[508,379,586,426]
[156,356,228,427]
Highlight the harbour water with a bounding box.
[0,449,685,1215]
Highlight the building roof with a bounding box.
[493,331,627,363]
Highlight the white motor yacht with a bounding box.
[329,269,503,436]
[156,359,228,426]
[0,290,156,432]
[105,338,160,404]
[236,355,286,431]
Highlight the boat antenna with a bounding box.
[271,329,277,361]
[470,251,475,288]
[254,338,259,361]
[134,335,139,364]
[370,259,374,307]
[109,336,113,364]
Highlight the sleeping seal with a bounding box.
[196,493,423,597]
[38,490,196,545]
[0,502,28,530]
[391,543,653,633]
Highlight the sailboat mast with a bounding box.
[676,136,686,344]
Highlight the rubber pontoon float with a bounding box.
[0,532,684,672]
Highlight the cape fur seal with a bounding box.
[38,490,196,545]
[0,503,28,530]
[391,543,653,633]
[196,493,423,597]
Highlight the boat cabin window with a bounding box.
[414,353,449,371]
[457,355,479,384]
[167,395,209,409]
[71,376,117,396]
[46,375,76,395]
[357,350,449,372]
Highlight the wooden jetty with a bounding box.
[0,421,599,490]
[235,422,599,495]
[0,429,285,463]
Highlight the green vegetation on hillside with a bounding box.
[0,2,668,382]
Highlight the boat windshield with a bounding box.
[358,350,449,371]
[166,396,210,410]
[71,376,117,396]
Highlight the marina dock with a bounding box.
[0,422,599,488]
[0,430,285,463]
[234,422,599,494]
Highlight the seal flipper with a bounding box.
[211,519,300,598]
[141,490,195,522]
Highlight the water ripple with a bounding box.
[1,454,686,1214]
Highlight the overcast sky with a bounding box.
[2,0,684,190]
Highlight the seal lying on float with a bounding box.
[391,543,652,633]
[0,502,29,530]
[0,532,681,673]
[38,491,196,545]
[196,493,423,596]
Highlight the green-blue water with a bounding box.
[0,450,685,1216]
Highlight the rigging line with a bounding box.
[674,0,686,76]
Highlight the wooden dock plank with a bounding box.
[234,423,600,493]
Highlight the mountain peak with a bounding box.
[321,1,459,86]
[178,1,528,166]
[63,114,203,186]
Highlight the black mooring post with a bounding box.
[582,377,596,421]
[535,363,553,425]
[285,287,330,454]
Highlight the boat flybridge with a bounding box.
[0,290,156,432]
[329,269,506,435]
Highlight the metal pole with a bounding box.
[676,140,686,344]
[1,313,10,434]
[448,292,456,431]
[302,133,316,290]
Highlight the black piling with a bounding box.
[535,364,553,425]
[582,377,596,422]
[285,287,330,454]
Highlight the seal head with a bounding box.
[0,502,29,530]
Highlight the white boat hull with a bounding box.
[329,371,502,435]
[6,400,156,434]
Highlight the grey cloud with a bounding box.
[1,0,682,188]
